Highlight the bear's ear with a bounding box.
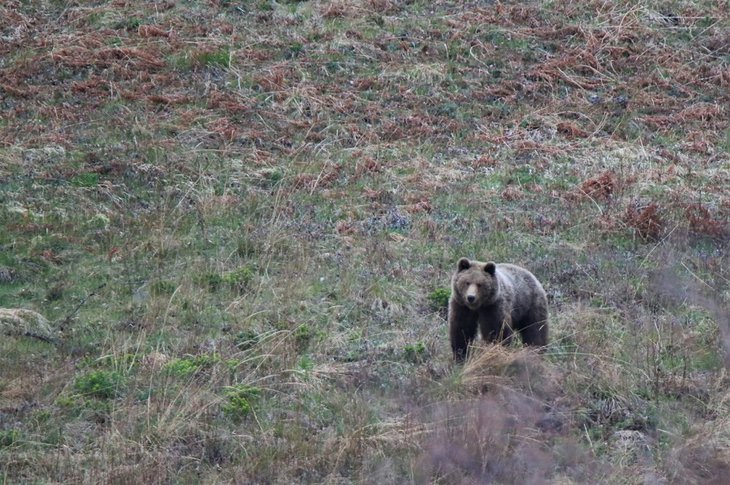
[457,258,471,272]
[484,262,497,276]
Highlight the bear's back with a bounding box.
[497,263,544,293]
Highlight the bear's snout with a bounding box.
[464,283,479,307]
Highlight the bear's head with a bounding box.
[452,258,498,310]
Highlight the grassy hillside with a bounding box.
[1,0,728,483]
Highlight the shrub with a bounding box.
[221,267,253,292]
[74,370,125,399]
[222,384,260,422]
[428,288,450,310]
[234,329,259,350]
[404,341,428,363]
[165,355,219,378]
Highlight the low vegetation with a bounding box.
[1,0,728,483]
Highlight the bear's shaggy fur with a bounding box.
[449,258,548,361]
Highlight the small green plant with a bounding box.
[55,395,80,409]
[221,267,254,292]
[236,237,257,258]
[284,42,304,59]
[113,17,141,31]
[294,323,312,349]
[165,358,199,378]
[202,272,224,291]
[0,429,21,448]
[222,384,261,422]
[70,172,100,187]
[404,341,427,363]
[203,267,255,293]
[74,370,125,399]
[428,287,450,310]
[298,354,315,372]
[86,213,110,229]
[268,169,284,187]
[136,388,154,402]
[234,329,259,350]
[150,279,177,296]
[168,52,193,71]
[165,355,219,378]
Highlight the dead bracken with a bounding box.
[0,0,728,483]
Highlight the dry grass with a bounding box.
[0,0,728,483]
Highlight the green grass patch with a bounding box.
[70,172,100,187]
[74,370,126,400]
[196,48,231,69]
[1,0,728,482]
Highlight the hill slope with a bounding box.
[1,0,728,482]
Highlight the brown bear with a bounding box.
[449,258,548,361]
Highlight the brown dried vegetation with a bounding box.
[686,204,727,238]
[580,171,617,201]
[1,0,729,483]
[626,202,664,241]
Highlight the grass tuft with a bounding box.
[0,0,728,482]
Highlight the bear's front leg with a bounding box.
[479,306,514,346]
[449,303,478,362]
[497,313,514,346]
